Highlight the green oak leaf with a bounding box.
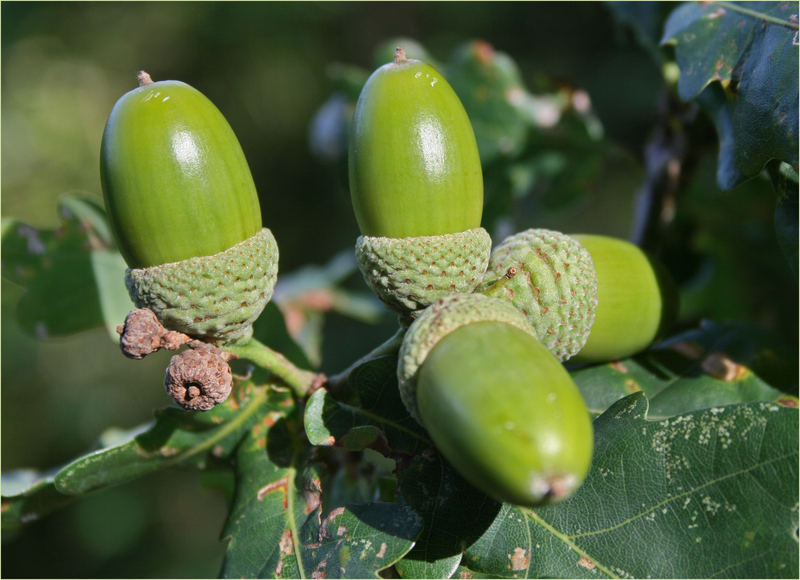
[1,194,133,341]
[53,383,272,495]
[461,394,798,578]
[221,401,421,578]
[571,323,796,419]
[662,1,799,190]
[303,355,429,456]
[769,161,799,277]
[446,40,530,164]
[394,452,501,578]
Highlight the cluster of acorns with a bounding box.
[100,50,676,508]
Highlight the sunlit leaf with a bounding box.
[461,394,798,578]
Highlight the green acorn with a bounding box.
[479,228,598,361]
[101,71,278,345]
[570,234,678,362]
[349,48,491,319]
[398,294,594,506]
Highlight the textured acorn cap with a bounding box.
[355,227,491,318]
[397,293,534,424]
[126,228,278,345]
[480,228,598,362]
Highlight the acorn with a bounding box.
[398,294,594,506]
[570,234,678,362]
[479,228,598,361]
[101,71,278,345]
[349,48,491,320]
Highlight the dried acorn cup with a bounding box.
[101,71,278,347]
[349,48,492,320]
[570,234,678,362]
[398,294,594,506]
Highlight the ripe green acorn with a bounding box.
[571,234,678,362]
[102,72,278,345]
[400,294,594,506]
[479,228,598,361]
[349,49,490,318]
[349,48,483,238]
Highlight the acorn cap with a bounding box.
[356,227,492,318]
[126,228,278,345]
[480,228,598,361]
[397,293,533,424]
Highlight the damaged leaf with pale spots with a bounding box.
[459,394,798,578]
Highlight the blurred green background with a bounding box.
[2,2,795,577]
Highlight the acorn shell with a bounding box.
[416,320,594,506]
[348,56,483,238]
[571,234,678,362]
[101,78,262,269]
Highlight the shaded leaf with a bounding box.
[303,355,428,456]
[221,402,421,578]
[462,394,799,578]
[662,1,799,189]
[271,249,384,367]
[395,452,501,577]
[446,40,530,163]
[1,478,73,535]
[1,194,132,339]
[770,161,799,277]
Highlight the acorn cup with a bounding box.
[479,228,599,362]
[101,71,278,346]
[480,228,677,363]
[349,48,491,321]
[398,294,594,506]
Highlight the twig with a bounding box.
[225,338,321,398]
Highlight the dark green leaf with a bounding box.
[662,1,799,189]
[221,403,421,578]
[395,453,501,577]
[770,161,799,277]
[53,383,272,495]
[303,355,429,455]
[462,394,799,578]
[1,478,73,535]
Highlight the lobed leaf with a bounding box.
[662,1,799,189]
[1,194,133,340]
[304,355,429,456]
[53,383,273,495]
[571,324,796,420]
[461,394,799,578]
[221,400,421,578]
